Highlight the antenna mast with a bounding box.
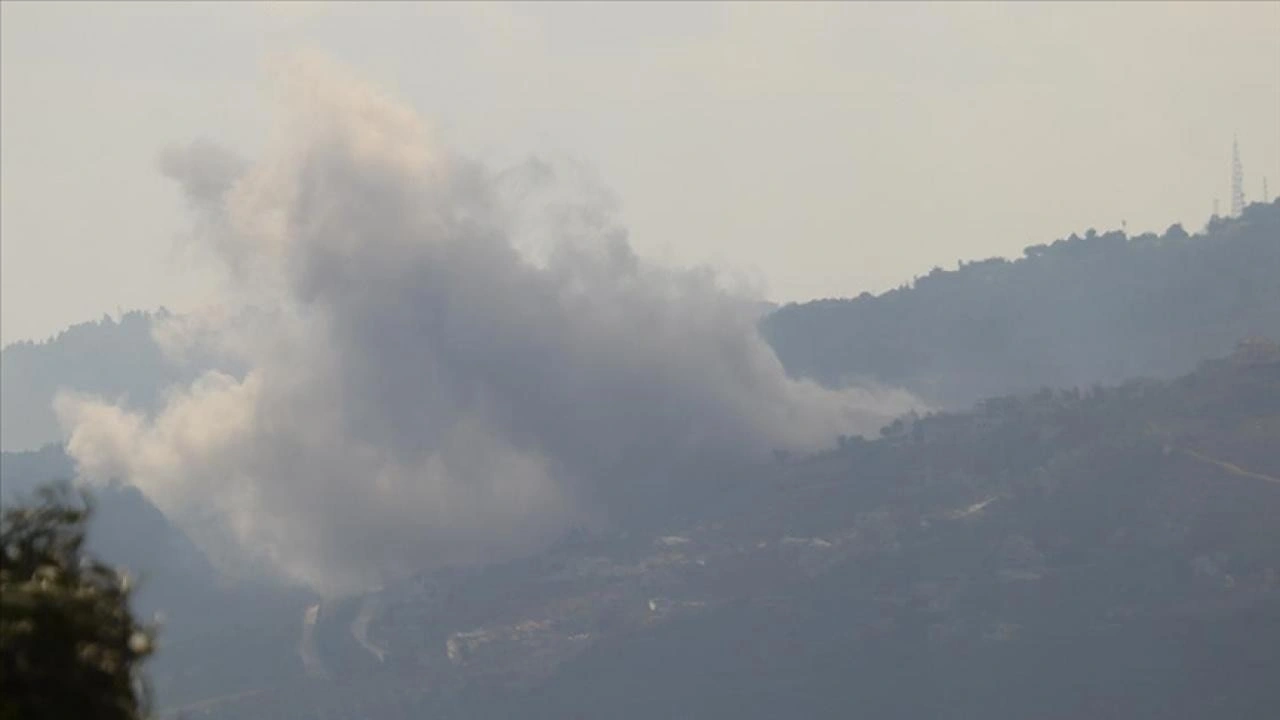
[1231,136,1245,216]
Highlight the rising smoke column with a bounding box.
[57,56,917,595]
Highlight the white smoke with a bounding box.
[57,56,918,595]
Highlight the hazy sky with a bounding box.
[3,1,1278,345]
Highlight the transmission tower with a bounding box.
[1231,136,1245,216]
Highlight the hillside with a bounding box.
[1,310,183,451]
[762,201,1280,408]
[6,205,1276,453]
[173,341,1280,719]
[5,204,1279,717]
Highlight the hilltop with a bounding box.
[762,201,1280,407]
[6,204,1277,451]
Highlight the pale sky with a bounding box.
[2,1,1278,345]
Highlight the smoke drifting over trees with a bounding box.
[54,57,914,595]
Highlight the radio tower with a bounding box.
[1231,135,1245,216]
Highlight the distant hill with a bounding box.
[762,201,1280,408]
[0,307,250,452]
[6,205,1275,451]
[180,342,1280,719]
[1,310,182,451]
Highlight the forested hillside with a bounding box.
[7,341,1277,719]
[762,201,1280,408]
[176,342,1280,719]
[1,311,179,451]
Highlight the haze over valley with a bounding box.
[2,4,1278,719]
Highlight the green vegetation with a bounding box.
[1,486,154,720]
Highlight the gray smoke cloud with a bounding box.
[158,139,246,212]
[57,56,918,596]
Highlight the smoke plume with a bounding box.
[57,57,917,595]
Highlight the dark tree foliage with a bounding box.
[0,485,154,720]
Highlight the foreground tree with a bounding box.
[1,484,153,720]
